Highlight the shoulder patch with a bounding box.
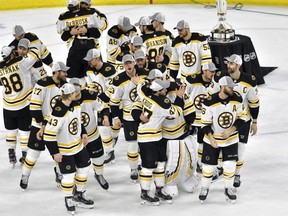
[114,76,119,80]
[105,67,112,72]
[55,106,62,112]
[157,63,162,69]
[216,71,222,77]
[112,28,118,34]
[164,98,170,104]
[251,75,256,81]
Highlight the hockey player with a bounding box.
[199,76,246,204]
[134,49,166,73]
[207,54,260,188]
[0,45,41,168]
[43,83,94,214]
[136,15,172,66]
[84,48,119,164]
[10,25,53,68]
[131,79,184,205]
[106,16,137,73]
[109,54,149,181]
[69,78,109,190]
[17,38,47,85]
[129,36,144,56]
[169,20,212,80]
[20,61,68,190]
[185,62,218,175]
[56,0,107,83]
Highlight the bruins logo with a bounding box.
[55,106,62,112]
[112,28,118,34]
[114,76,119,80]
[41,77,47,81]
[119,52,124,56]
[69,118,78,135]
[182,51,196,67]
[91,82,103,94]
[216,71,221,77]
[81,112,90,127]
[66,165,71,170]
[251,75,256,80]
[105,67,112,72]
[164,98,170,104]
[218,112,233,129]
[129,87,138,102]
[194,94,206,110]
[50,95,61,108]
[157,63,162,69]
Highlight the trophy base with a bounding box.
[209,29,238,43]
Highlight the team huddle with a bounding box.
[0,0,260,214]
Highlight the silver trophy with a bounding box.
[209,0,236,42]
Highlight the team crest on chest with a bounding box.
[182,51,196,67]
[218,112,233,129]
[194,94,206,110]
[69,118,78,135]
[81,112,90,127]
[129,87,138,102]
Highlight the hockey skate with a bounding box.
[211,167,223,183]
[140,190,160,206]
[20,174,30,191]
[225,188,237,204]
[94,173,109,190]
[104,150,115,165]
[130,169,138,182]
[19,151,27,166]
[199,188,209,204]
[155,187,173,204]
[233,175,241,188]
[73,190,94,209]
[54,167,63,186]
[8,149,17,169]
[65,196,76,215]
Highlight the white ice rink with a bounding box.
[0,4,288,216]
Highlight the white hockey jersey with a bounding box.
[79,89,106,142]
[208,71,260,122]
[0,49,41,110]
[201,92,246,147]
[110,68,149,121]
[132,95,183,143]
[185,73,211,126]
[30,77,66,128]
[169,33,212,78]
[43,100,84,156]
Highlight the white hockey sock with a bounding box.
[22,149,41,176]
[139,167,153,191]
[19,130,30,152]
[61,173,75,197]
[127,141,139,170]
[75,166,90,192]
[92,155,105,175]
[153,162,165,188]
[223,160,236,188]
[6,129,18,149]
[235,142,246,175]
[201,164,214,188]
